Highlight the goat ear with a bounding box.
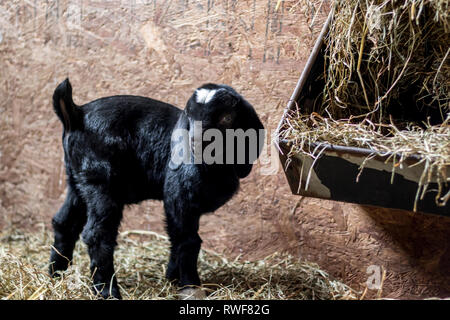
[233,99,265,179]
[169,112,190,171]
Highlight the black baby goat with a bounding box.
[49,79,264,299]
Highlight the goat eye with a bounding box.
[220,114,232,125]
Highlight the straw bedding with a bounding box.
[280,0,449,210]
[0,230,357,300]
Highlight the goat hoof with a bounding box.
[93,285,122,300]
[49,258,70,277]
[177,287,206,300]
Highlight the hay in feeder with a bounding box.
[323,0,449,120]
[279,0,449,210]
[0,229,357,300]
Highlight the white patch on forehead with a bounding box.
[195,88,217,104]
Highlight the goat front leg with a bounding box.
[81,189,123,299]
[165,213,181,282]
[177,230,206,300]
[165,207,205,299]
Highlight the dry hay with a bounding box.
[279,0,450,210]
[280,111,450,209]
[0,229,357,300]
[323,0,449,117]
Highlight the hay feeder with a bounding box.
[276,11,449,216]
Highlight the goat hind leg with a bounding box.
[81,193,123,299]
[49,187,87,276]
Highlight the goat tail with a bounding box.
[53,78,80,131]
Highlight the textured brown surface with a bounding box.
[0,0,449,299]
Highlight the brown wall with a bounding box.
[0,0,448,299]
